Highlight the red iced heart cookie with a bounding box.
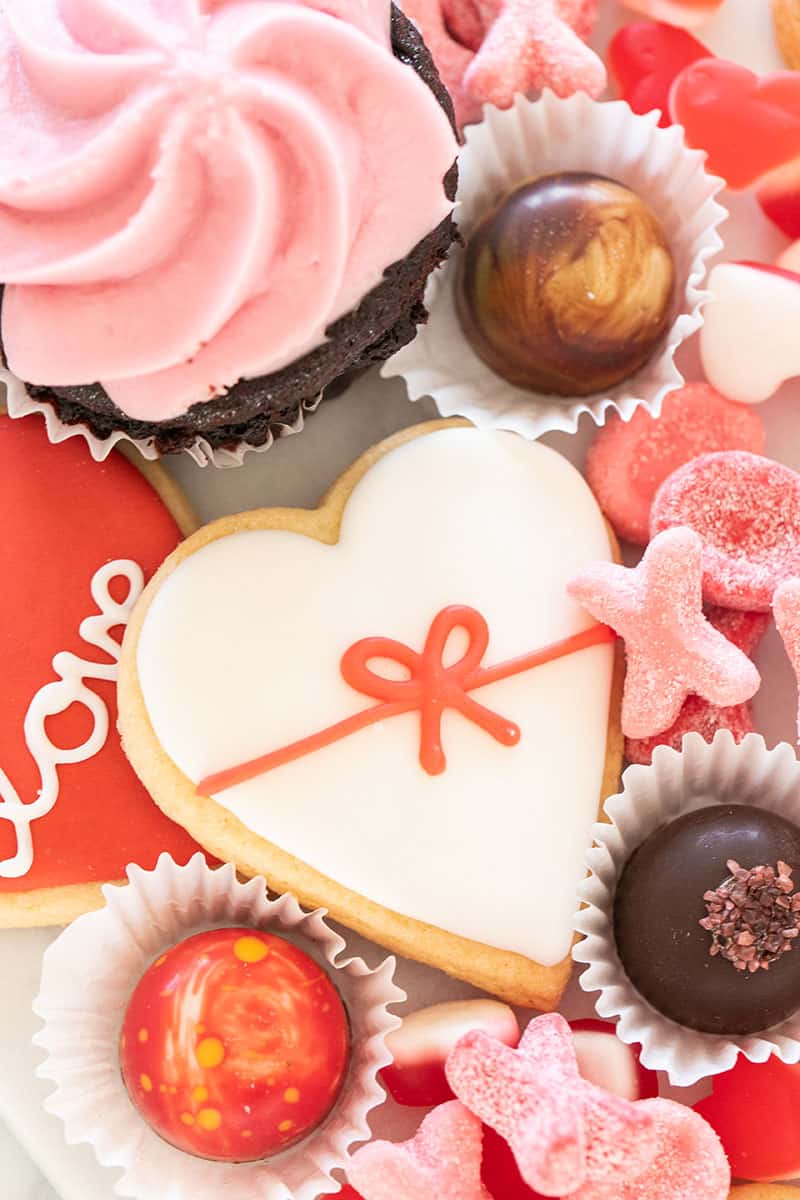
[609,21,710,126]
[695,1057,800,1182]
[0,413,202,924]
[670,60,800,189]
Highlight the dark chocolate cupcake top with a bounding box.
[0,0,458,432]
[614,804,800,1036]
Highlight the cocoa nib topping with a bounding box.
[699,859,800,972]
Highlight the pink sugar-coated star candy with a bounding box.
[568,527,761,739]
[625,606,769,764]
[445,1014,657,1197]
[570,1099,730,1200]
[464,0,606,110]
[585,384,765,546]
[651,451,800,611]
[617,0,723,29]
[774,579,800,745]
[347,1101,492,1200]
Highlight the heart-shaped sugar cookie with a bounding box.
[0,411,203,926]
[119,423,622,1008]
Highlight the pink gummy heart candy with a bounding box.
[625,606,768,764]
[651,450,800,610]
[446,1013,656,1196]
[347,1101,492,1200]
[585,382,765,546]
[671,59,800,189]
[568,527,761,739]
[617,0,722,28]
[609,21,709,126]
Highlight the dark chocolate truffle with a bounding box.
[456,172,675,397]
[614,804,800,1036]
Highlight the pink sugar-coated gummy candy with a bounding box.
[568,527,761,739]
[570,1099,730,1200]
[774,579,800,745]
[616,0,723,28]
[380,1000,520,1107]
[585,383,766,546]
[700,262,800,406]
[609,20,710,125]
[465,0,605,109]
[650,451,800,611]
[446,1014,657,1197]
[347,1101,492,1200]
[670,60,800,189]
[624,606,769,764]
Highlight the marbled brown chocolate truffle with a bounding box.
[614,805,800,1036]
[456,172,675,396]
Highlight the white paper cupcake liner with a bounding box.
[33,853,404,1200]
[574,730,800,1088]
[384,91,727,439]
[1,365,322,468]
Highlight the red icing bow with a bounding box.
[197,606,614,796]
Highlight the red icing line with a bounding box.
[734,260,800,285]
[197,608,616,796]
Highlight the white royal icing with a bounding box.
[0,560,144,878]
[137,430,615,965]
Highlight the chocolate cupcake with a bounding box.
[574,731,800,1088]
[0,1,458,456]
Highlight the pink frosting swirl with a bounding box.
[0,0,457,421]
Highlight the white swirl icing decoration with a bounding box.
[0,560,143,878]
[0,0,457,422]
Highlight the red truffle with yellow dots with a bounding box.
[119,927,351,1162]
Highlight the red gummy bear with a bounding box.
[609,21,709,126]
[694,1056,800,1182]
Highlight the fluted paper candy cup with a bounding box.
[1,365,321,469]
[574,731,800,1089]
[385,91,727,439]
[33,854,404,1200]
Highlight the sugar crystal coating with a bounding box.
[446,1014,656,1196]
[586,384,765,545]
[347,1101,491,1200]
[651,451,800,611]
[571,1099,730,1200]
[624,606,768,763]
[400,0,604,130]
[568,527,761,739]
